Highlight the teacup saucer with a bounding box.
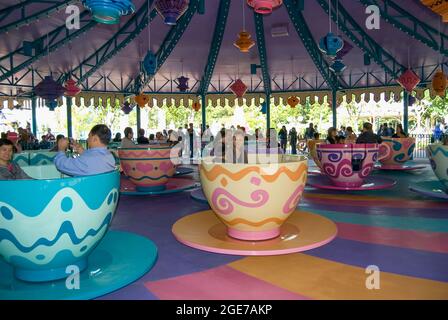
[307,174,397,191]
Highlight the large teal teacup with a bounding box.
[0,165,120,282]
[427,144,448,192]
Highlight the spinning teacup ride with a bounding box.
[118,145,198,196]
[174,154,337,256]
[306,139,326,174]
[307,143,397,191]
[0,165,157,299]
[409,144,448,200]
[376,137,424,171]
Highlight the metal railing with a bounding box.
[410,134,446,159]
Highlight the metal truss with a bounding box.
[0,0,78,35]
[359,0,448,57]
[0,10,96,83]
[125,0,201,94]
[198,0,231,96]
[253,12,271,96]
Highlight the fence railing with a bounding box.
[410,134,446,159]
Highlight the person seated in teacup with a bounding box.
[345,126,357,143]
[0,138,32,180]
[113,132,122,142]
[356,122,383,144]
[392,124,408,138]
[50,134,65,152]
[121,127,136,148]
[336,135,346,144]
[54,124,115,177]
[326,127,338,144]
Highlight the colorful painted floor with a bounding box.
[101,160,448,300]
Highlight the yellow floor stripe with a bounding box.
[228,254,448,300]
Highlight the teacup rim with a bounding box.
[200,154,308,166]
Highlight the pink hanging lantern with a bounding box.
[247,0,282,14]
[230,79,248,98]
[64,79,81,97]
[397,69,421,92]
[155,0,189,25]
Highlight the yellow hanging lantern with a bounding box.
[192,101,201,112]
[432,69,447,97]
[234,31,255,53]
[134,94,149,108]
[287,96,300,108]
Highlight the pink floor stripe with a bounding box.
[336,222,448,253]
[145,265,309,300]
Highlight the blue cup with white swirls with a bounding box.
[0,165,120,282]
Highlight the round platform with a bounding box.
[0,231,158,300]
[174,166,194,177]
[172,210,337,256]
[409,180,448,200]
[374,163,426,171]
[190,188,208,204]
[120,177,199,196]
[307,174,397,191]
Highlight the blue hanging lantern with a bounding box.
[319,32,344,58]
[408,95,416,106]
[330,59,347,74]
[34,76,65,111]
[121,101,135,114]
[143,50,157,76]
[261,102,267,114]
[155,0,189,25]
[83,0,136,25]
[177,76,189,92]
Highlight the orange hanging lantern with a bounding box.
[234,31,255,53]
[397,69,421,92]
[432,69,447,97]
[192,101,201,112]
[134,94,149,108]
[230,79,247,98]
[287,96,300,108]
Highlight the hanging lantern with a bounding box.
[234,31,255,53]
[134,94,150,108]
[230,79,248,98]
[336,40,353,60]
[155,0,189,25]
[260,101,267,114]
[330,59,347,74]
[121,101,135,114]
[143,50,157,76]
[319,32,344,58]
[82,0,136,24]
[192,101,201,112]
[177,76,189,92]
[397,69,421,92]
[247,0,283,14]
[287,96,300,108]
[408,95,416,106]
[432,70,447,97]
[34,76,65,111]
[64,79,81,97]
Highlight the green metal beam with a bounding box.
[126,0,201,94]
[0,0,78,36]
[61,0,157,85]
[315,0,405,80]
[0,10,96,83]
[284,0,341,91]
[198,0,231,95]
[359,0,448,57]
[253,12,272,96]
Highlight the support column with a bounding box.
[266,94,271,134]
[332,89,337,128]
[403,90,409,134]
[201,94,206,133]
[136,106,141,133]
[31,96,37,137]
[66,97,73,138]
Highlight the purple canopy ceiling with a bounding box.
[0,0,446,96]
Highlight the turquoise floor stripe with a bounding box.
[306,208,448,233]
